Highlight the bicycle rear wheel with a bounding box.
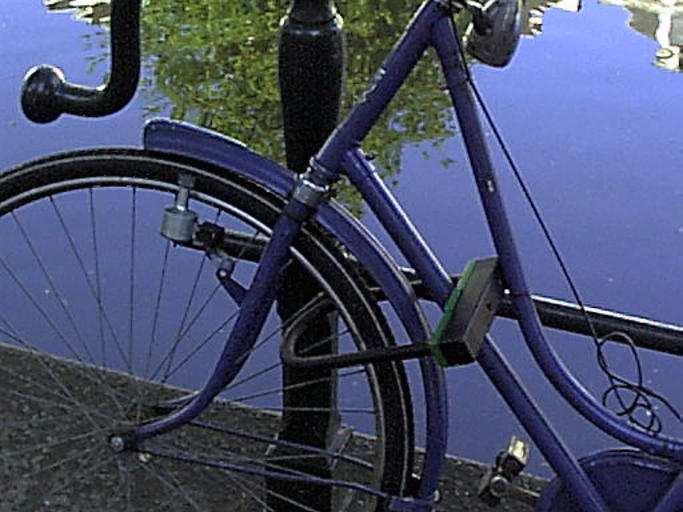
[0,149,414,511]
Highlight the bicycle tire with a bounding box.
[0,148,414,511]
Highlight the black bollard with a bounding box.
[278,0,345,174]
[268,1,346,510]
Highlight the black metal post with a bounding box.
[269,2,346,510]
[278,0,345,173]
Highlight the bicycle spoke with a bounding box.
[2,428,107,459]
[0,326,127,419]
[145,240,170,378]
[15,443,100,481]
[42,447,113,503]
[229,470,323,512]
[89,188,106,369]
[0,363,119,423]
[150,283,222,380]
[113,458,129,507]
[46,194,142,416]
[175,283,222,345]
[224,326,352,393]
[221,470,277,512]
[0,326,104,428]
[161,254,208,384]
[162,312,236,381]
[128,187,137,374]
[224,368,366,404]
[121,458,133,512]
[4,389,117,429]
[187,420,372,469]
[139,458,203,511]
[223,360,282,392]
[0,256,87,366]
[11,212,96,366]
[49,196,132,373]
[1,407,103,431]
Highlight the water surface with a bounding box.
[1,0,681,478]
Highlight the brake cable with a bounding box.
[452,28,682,434]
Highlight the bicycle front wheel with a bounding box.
[0,149,414,511]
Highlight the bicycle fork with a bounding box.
[117,176,323,446]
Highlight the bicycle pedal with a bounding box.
[477,436,537,507]
[431,257,504,367]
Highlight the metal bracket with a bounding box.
[190,221,248,304]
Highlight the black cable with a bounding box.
[452,33,681,434]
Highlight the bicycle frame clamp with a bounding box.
[290,159,336,209]
[291,175,330,208]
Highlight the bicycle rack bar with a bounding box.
[371,270,683,357]
[201,227,683,357]
[500,294,683,357]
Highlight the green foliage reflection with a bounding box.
[140,0,459,176]
[47,0,472,212]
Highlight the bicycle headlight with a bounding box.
[466,0,522,68]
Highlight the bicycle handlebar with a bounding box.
[21,0,141,124]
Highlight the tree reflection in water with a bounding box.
[43,0,585,213]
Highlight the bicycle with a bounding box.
[2,0,682,510]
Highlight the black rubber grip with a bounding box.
[21,0,141,123]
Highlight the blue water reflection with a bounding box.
[1,0,681,478]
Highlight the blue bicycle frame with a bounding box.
[139,0,683,509]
